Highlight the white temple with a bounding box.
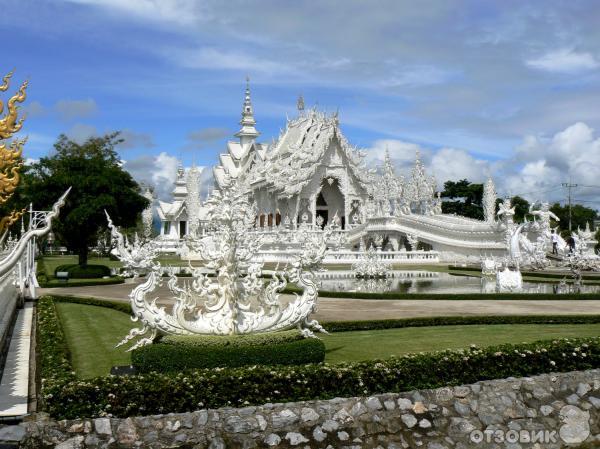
[154,80,584,264]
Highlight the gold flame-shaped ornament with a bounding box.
[0,71,28,229]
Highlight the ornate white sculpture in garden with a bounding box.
[352,245,390,278]
[141,187,153,240]
[109,178,332,350]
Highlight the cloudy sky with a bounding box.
[2,0,600,208]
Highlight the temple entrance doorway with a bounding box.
[316,178,346,229]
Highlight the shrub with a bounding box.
[132,331,325,372]
[39,277,124,288]
[324,314,600,332]
[42,335,600,420]
[282,286,600,301]
[50,295,132,314]
[54,264,112,279]
[38,296,600,420]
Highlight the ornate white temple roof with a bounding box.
[156,200,185,221]
[246,109,372,197]
[213,105,372,198]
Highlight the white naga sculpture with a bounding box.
[108,179,332,351]
[352,245,391,278]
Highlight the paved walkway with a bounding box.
[0,303,32,417]
[39,281,600,322]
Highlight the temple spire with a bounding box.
[235,76,260,146]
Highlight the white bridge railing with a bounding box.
[254,249,439,264]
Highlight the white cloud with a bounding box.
[117,129,156,149]
[382,65,456,88]
[55,98,98,120]
[66,123,97,143]
[64,0,202,27]
[166,47,289,75]
[365,121,600,209]
[430,148,490,185]
[526,48,600,73]
[122,152,208,201]
[366,139,424,167]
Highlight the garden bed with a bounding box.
[38,295,600,420]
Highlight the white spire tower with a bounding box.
[235,76,260,146]
[483,177,497,223]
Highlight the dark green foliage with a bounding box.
[494,195,530,223]
[323,315,600,332]
[550,202,598,232]
[23,133,149,266]
[54,264,111,279]
[447,265,600,281]
[38,295,600,420]
[132,331,325,372]
[441,179,484,220]
[38,277,125,288]
[282,286,600,300]
[50,295,133,314]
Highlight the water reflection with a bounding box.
[316,271,600,294]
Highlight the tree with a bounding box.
[24,132,149,266]
[441,179,484,220]
[549,202,598,232]
[494,195,530,223]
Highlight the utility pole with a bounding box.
[561,180,578,232]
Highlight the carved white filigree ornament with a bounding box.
[352,245,391,279]
[109,178,332,351]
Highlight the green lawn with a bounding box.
[55,302,134,378]
[54,302,600,378]
[323,324,600,363]
[42,255,191,278]
[42,255,123,276]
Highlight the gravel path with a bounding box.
[39,280,600,322]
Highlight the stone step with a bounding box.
[0,303,32,418]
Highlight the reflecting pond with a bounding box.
[315,271,600,294]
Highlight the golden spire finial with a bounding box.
[0,73,28,140]
[0,71,28,214]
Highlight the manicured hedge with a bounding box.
[283,286,600,301]
[323,314,600,332]
[37,295,600,420]
[448,265,600,281]
[39,277,124,288]
[50,295,132,314]
[131,331,325,372]
[54,264,112,279]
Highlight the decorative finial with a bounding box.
[235,77,260,145]
[297,94,305,113]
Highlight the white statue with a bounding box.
[352,245,391,279]
[495,266,523,292]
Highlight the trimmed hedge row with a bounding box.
[448,265,600,281]
[54,264,112,279]
[49,295,132,314]
[132,331,325,372]
[322,314,600,332]
[38,295,600,420]
[282,286,600,301]
[39,277,125,288]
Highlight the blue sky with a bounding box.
[2,0,600,207]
